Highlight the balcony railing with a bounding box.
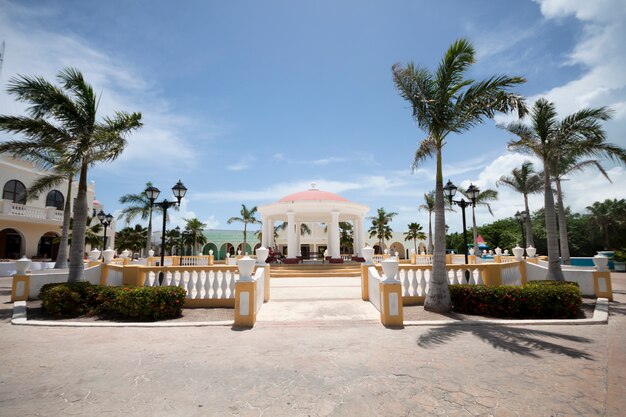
[0,200,63,221]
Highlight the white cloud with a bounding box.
[312,157,346,165]
[227,155,256,171]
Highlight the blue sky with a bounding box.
[1,0,625,235]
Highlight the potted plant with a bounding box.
[614,249,626,272]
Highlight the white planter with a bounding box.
[526,246,536,258]
[89,249,101,261]
[15,256,31,274]
[255,247,269,265]
[381,258,399,282]
[394,251,399,259]
[362,247,375,264]
[593,254,609,271]
[103,248,115,263]
[512,246,524,261]
[495,247,502,256]
[148,249,155,257]
[209,249,214,255]
[121,249,130,259]
[237,256,256,281]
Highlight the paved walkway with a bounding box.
[1,274,625,416]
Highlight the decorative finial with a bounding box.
[310,182,317,190]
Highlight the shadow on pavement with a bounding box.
[417,323,594,359]
[609,301,626,317]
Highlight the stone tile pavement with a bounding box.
[0,274,624,416]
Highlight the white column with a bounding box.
[261,214,268,248]
[330,211,340,258]
[268,217,275,249]
[295,222,301,256]
[352,219,359,256]
[287,212,296,258]
[358,216,366,256]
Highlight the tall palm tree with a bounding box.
[114,224,148,255]
[393,38,526,311]
[227,204,259,255]
[496,161,543,247]
[66,216,103,249]
[551,152,622,264]
[368,207,397,253]
[459,188,498,256]
[404,222,427,254]
[0,68,142,282]
[501,99,618,280]
[184,218,207,255]
[118,182,165,256]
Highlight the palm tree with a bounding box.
[496,161,543,247]
[115,224,148,255]
[183,218,207,255]
[551,151,623,264]
[339,221,353,254]
[368,207,397,253]
[459,188,498,256]
[393,38,526,312]
[502,98,619,280]
[227,204,259,255]
[118,182,164,256]
[66,216,103,249]
[404,222,427,254]
[0,68,142,282]
[586,199,626,250]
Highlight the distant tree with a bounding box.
[115,224,147,255]
[586,199,626,250]
[227,204,259,255]
[404,222,427,254]
[496,161,543,247]
[459,187,498,255]
[368,207,397,253]
[183,218,207,255]
[339,222,353,253]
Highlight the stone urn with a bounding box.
[362,246,375,264]
[148,249,155,257]
[121,249,130,259]
[384,248,389,255]
[512,246,524,261]
[495,247,502,256]
[526,246,536,258]
[209,249,214,255]
[103,248,115,263]
[255,247,269,265]
[394,251,399,259]
[89,248,101,261]
[237,256,256,281]
[381,258,399,282]
[15,256,32,274]
[593,254,609,271]
[237,250,242,256]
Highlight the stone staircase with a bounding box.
[269,262,362,278]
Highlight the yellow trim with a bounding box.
[208,255,214,265]
[360,264,369,301]
[379,281,403,327]
[411,254,416,264]
[100,263,109,286]
[234,280,256,328]
[519,261,527,285]
[493,255,502,263]
[481,263,503,286]
[402,295,424,306]
[11,275,30,302]
[445,254,452,264]
[593,271,613,301]
[185,298,235,308]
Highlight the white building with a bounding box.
[0,155,115,260]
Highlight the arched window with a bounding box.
[2,180,26,204]
[45,190,64,210]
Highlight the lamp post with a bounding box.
[151,180,187,284]
[515,210,527,248]
[144,185,160,257]
[97,210,114,256]
[444,180,480,283]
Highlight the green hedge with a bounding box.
[39,283,186,321]
[449,281,583,319]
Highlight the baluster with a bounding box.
[228,271,235,297]
[424,269,430,295]
[204,270,213,298]
[144,272,153,287]
[220,270,228,298]
[401,270,410,296]
[411,270,419,296]
[198,271,206,299]
[178,271,187,293]
[212,270,220,298]
[418,270,426,296]
[476,269,483,285]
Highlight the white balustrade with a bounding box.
[144,267,238,299]
[179,256,210,266]
[399,268,430,297]
[254,267,265,315]
[5,202,63,221]
[414,255,433,265]
[501,263,522,286]
[446,266,483,285]
[372,255,384,264]
[367,266,382,312]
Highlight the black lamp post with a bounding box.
[97,210,114,255]
[444,180,480,283]
[150,180,187,284]
[144,185,160,257]
[515,210,528,248]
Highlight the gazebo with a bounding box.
[257,184,369,260]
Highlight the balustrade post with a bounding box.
[11,274,30,302]
[592,271,613,301]
[481,264,503,287]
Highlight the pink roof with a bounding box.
[477,235,486,244]
[278,189,349,203]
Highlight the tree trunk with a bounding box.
[424,147,451,312]
[243,223,247,255]
[54,177,72,269]
[471,206,478,256]
[428,212,433,254]
[414,238,417,254]
[555,179,571,265]
[543,161,564,281]
[68,162,88,282]
[524,193,534,248]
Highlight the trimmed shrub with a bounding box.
[450,281,582,319]
[104,286,186,321]
[39,283,186,321]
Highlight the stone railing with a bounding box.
[412,255,433,265]
[1,200,63,221]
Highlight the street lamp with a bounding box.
[444,180,480,283]
[97,210,114,255]
[144,185,161,257]
[152,180,187,284]
[515,210,528,248]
